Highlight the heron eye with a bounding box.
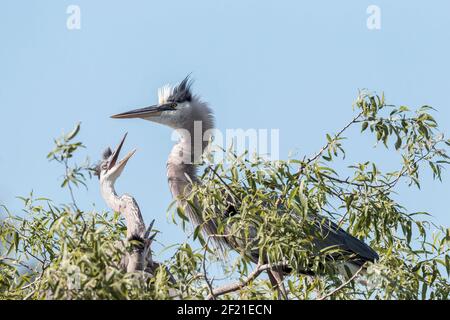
[171,103,177,109]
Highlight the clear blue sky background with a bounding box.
[1,1,449,258]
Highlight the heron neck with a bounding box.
[100,179,121,212]
[167,120,213,196]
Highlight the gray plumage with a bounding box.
[309,217,379,267]
[97,135,177,286]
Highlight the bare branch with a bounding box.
[296,111,364,177]
[202,237,215,299]
[206,262,288,300]
[317,265,365,300]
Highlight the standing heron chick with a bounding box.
[96,133,157,273]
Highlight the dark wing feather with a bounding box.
[222,203,378,270]
[309,215,379,266]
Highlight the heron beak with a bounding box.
[115,149,137,172]
[108,133,127,170]
[108,133,136,171]
[110,104,174,119]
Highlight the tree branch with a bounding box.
[202,237,216,299]
[206,262,288,300]
[296,111,364,177]
[317,265,365,300]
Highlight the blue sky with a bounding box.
[0,1,449,257]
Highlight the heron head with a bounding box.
[95,133,136,183]
[111,75,214,131]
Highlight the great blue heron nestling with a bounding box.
[111,76,379,292]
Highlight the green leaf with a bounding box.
[66,122,81,141]
[395,136,402,150]
[361,122,369,132]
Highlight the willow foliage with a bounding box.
[1,92,449,300]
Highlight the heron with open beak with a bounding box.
[96,133,156,273]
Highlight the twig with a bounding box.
[62,159,88,247]
[296,111,364,177]
[206,262,288,300]
[317,265,365,300]
[208,165,240,201]
[63,159,80,212]
[0,257,34,273]
[202,237,215,299]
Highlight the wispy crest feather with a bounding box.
[157,75,194,105]
[158,85,174,105]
